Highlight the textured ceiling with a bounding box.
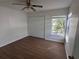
[0,0,72,11]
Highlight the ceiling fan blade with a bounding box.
[27,0,31,6]
[28,0,31,4]
[22,7,27,10]
[31,7,36,11]
[32,5,43,8]
[12,3,25,5]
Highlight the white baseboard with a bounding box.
[45,38,64,43]
[0,34,28,47]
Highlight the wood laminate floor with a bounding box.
[0,36,67,59]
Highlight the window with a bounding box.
[51,17,65,36]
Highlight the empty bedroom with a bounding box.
[0,0,79,59]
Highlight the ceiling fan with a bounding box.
[12,0,43,11]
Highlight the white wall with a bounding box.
[72,0,79,59]
[28,8,68,16]
[0,6,28,47]
[74,18,79,59]
[65,0,79,59]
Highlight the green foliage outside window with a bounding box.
[52,18,65,34]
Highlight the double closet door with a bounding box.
[28,16,52,39]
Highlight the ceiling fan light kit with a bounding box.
[12,0,43,11]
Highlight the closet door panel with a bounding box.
[28,16,44,38]
[45,16,52,39]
